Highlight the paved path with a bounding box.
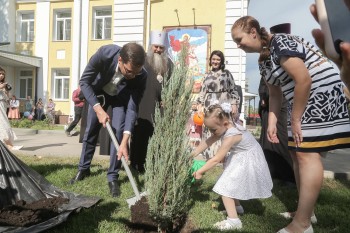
[11,128,350,180]
[12,128,108,160]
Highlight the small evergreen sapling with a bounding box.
[144,48,194,232]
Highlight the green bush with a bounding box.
[17,119,34,128]
[31,118,54,130]
[10,118,63,130]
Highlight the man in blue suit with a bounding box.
[69,42,147,197]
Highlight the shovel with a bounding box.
[105,121,146,207]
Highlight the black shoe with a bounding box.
[69,169,91,184]
[108,181,120,197]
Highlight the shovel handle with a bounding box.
[106,121,141,200]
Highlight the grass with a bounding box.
[14,154,350,233]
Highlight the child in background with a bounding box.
[191,103,273,231]
[187,102,202,150]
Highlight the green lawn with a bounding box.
[15,155,350,233]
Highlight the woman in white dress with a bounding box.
[0,67,22,150]
[191,103,272,231]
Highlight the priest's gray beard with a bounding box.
[147,48,168,75]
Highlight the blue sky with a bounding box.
[246,0,319,98]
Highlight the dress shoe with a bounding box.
[69,169,91,184]
[108,181,120,197]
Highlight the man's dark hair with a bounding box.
[120,42,146,67]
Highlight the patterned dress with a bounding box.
[261,33,350,152]
[213,125,273,200]
[197,69,240,159]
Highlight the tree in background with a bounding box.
[145,47,193,232]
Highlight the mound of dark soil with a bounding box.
[129,196,195,233]
[0,197,69,227]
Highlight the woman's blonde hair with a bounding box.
[232,16,270,62]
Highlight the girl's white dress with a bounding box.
[213,125,273,200]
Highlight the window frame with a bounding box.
[54,9,72,41]
[18,11,35,42]
[52,69,70,101]
[92,6,112,40]
[18,70,33,99]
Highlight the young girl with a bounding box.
[191,103,273,231]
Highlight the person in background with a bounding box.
[36,98,44,120]
[196,50,240,160]
[232,16,350,233]
[8,95,20,120]
[25,96,34,113]
[69,43,147,198]
[24,95,35,119]
[46,99,56,123]
[258,23,295,185]
[191,103,272,231]
[0,67,23,150]
[130,30,173,173]
[65,87,84,137]
[187,101,203,150]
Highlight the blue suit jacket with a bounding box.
[79,44,147,132]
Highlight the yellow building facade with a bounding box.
[2,0,248,121]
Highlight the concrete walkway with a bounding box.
[12,128,108,160]
[11,128,350,180]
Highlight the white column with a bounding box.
[80,0,89,76]
[71,0,83,115]
[35,2,50,101]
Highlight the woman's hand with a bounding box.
[291,118,303,147]
[192,171,203,180]
[267,123,279,143]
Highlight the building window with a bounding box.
[19,12,34,42]
[19,70,33,99]
[53,69,70,100]
[93,7,112,40]
[54,10,71,41]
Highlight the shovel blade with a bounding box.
[127,191,148,208]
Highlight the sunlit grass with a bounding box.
[15,155,350,233]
